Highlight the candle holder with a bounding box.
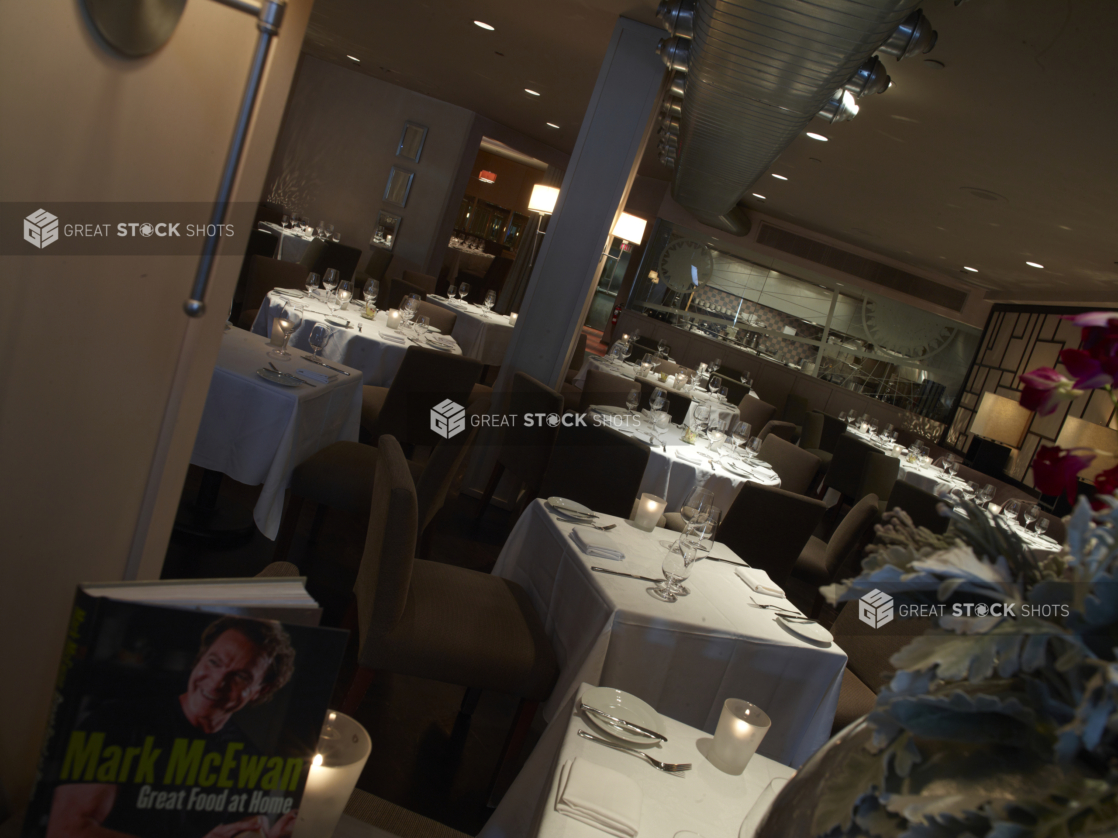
[386,309,402,330]
[707,699,770,775]
[640,361,653,379]
[291,711,372,838]
[631,493,666,532]
[337,290,352,311]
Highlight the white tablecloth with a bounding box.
[481,683,797,838]
[258,221,323,263]
[251,291,462,386]
[191,327,362,539]
[425,295,514,365]
[493,500,847,768]
[444,243,495,283]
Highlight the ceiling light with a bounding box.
[473,20,494,30]
[346,55,360,63]
[772,174,788,181]
[816,88,860,123]
[546,122,559,129]
[525,88,540,96]
[752,194,766,200]
[478,170,497,184]
[1026,261,1044,269]
[805,133,828,141]
[963,266,978,273]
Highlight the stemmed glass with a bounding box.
[1034,517,1050,539]
[740,372,753,390]
[650,387,667,412]
[337,279,353,310]
[976,484,996,508]
[693,403,711,437]
[626,388,640,417]
[305,272,321,299]
[708,375,722,397]
[1024,504,1040,531]
[652,410,671,448]
[458,282,471,303]
[1002,499,1021,527]
[308,323,333,358]
[281,214,291,230]
[619,341,632,363]
[731,421,752,457]
[446,283,457,301]
[269,303,303,359]
[711,358,721,374]
[650,545,699,603]
[363,278,379,307]
[483,290,497,312]
[661,487,715,551]
[401,294,420,331]
[413,315,430,342]
[743,436,763,460]
[322,268,339,300]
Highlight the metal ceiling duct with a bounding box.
[658,0,933,234]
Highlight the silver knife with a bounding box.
[301,355,351,375]
[579,703,667,742]
[591,566,661,585]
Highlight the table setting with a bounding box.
[251,289,462,385]
[491,498,848,769]
[424,288,514,365]
[258,219,327,263]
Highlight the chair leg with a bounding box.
[459,687,483,718]
[272,495,304,564]
[488,699,539,806]
[475,462,506,520]
[339,667,377,717]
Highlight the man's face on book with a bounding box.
[183,629,271,729]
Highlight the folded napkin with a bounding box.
[735,567,786,599]
[380,330,406,344]
[570,527,624,561]
[427,334,458,347]
[295,368,335,384]
[555,758,641,838]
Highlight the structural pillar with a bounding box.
[498,17,666,389]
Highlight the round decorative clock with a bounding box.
[861,296,957,358]
[658,238,714,293]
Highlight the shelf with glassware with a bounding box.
[453,195,527,256]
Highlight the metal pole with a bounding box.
[184,0,285,317]
[815,289,839,374]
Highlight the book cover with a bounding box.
[21,589,349,838]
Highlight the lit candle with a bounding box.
[640,360,652,378]
[386,309,402,330]
[707,699,770,775]
[665,374,676,388]
[631,493,666,532]
[337,289,352,310]
[709,429,726,452]
[291,712,372,838]
[269,318,287,347]
[509,312,518,326]
[622,333,630,342]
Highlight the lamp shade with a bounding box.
[478,170,497,183]
[971,392,1032,448]
[528,184,559,214]
[611,212,646,245]
[1055,415,1118,481]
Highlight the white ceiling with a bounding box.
[302,0,1118,304]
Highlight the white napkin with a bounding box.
[380,330,406,344]
[427,334,458,348]
[570,527,625,561]
[555,758,641,838]
[735,567,786,598]
[295,368,334,384]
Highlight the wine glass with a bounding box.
[731,421,751,456]
[977,484,996,508]
[317,219,326,237]
[650,387,666,412]
[744,436,763,460]
[363,278,379,306]
[308,323,333,358]
[693,403,711,435]
[401,294,420,331]
[708,375,722,397]
[447,283,457,301]
[626,388,640,416]
[1002,499,1021,527]
[711,358,721,374]
[413,315,430,341]
[1024,504,1040,531]
[652,410,671,446]
[281,214,290,229]
[269,303,302,359]
[337,279,353,309]
[650,545,698,603]
[305,272,321,299]
[1034,517,1050,539]
[661,487,715,550]
[483,290,497,312]
[619,341,632,363]
[322,268,339,298]
[458,282,470,303]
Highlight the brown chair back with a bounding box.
[363,248,394,281]
[355,434,418,645]
[887,480,948,534]
[719,484,827,587]
[831,601,934,693]
[497,372,566,492]
[800,412,824,451]
[783,394,809,426]
[416,402,486,533]
[738,397,777,431]
[403,269,438,294]
[759,420,797,442]
[243,255,309,315]
[818,413,847,453]
[370,347,483,447]
[312,242,362,283]
[823,494,880,582]
[827,434,898,503]
[637,378,689,424]
[758,434,821,496]
[384,276,427,310]
[415,299,457,334]
[538,422,651,519]
[579,368,634,413]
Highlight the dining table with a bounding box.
[424,294,514,365]
[443,241,495,284]
[251,289,463,385]
[257,220,325,263]
[492,499,848,768]
[478,682,797,838]
[191,326,362,539]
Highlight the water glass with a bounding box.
[1035,517,1050,538]
[363,278,379,306]
[708,375,722,396]
[305,272,321,298]
[744,437,763,460]
[1002,499,1021,526]
[694,403,711,433]
[732,421,751,454]
[1024,504,1040,530]
[651,387,666,412]
[308,323,333,358]
[977,484,996,507]
[447,283,457,300]
[626,388,640,415]
[322,268,339,296]
[484,290,497,311]
[651,546,698,602]
[269,303,303,359]
[413,315,430,340]
[458,282,470,302]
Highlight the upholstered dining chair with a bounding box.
[801,411,846,477]
[825,434,899,511]
[759,420,797,442]
[635,378,690,424]
[737,397,777,434]
[475,372,565,519]
[383,276,428,310]
[360,347,482,447]
[886,480,949,534]
[236,255,309,329]
[402,269,438,295]
[311,242,362,283]
[578,368,634,413]
[757,434,822,496]
[414,299,457,334]
[340,435,558,790]
[537,421,651,519]
[791,493,880,616]
[274,401,487,564]
[717,483,827,588]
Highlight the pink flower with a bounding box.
[1019,368,1083,415]
[1095,463,1118,497]
[1032,445,1095,500]
[1063,311,1118,360]
[1063,312,1118,329]
[1059,348,1118,390]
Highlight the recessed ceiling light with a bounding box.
[346,55,360,63]
[474,20,494,30]
[963,266,978,273]
[752,194,766,200]
[1026,261,1044,269]
[546,122,560,129]
[771,174,788,181]
[805,132,828,142]
[525,88,541,96]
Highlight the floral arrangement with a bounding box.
[1019,312,1118,502]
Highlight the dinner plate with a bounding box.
[256,367,299,387]
[776,614,833,646]
[581,686,666,747]
[547,497,594,518]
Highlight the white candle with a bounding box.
[665,374,676,388]
[386,309,402,330]
[631,493,666,532]
[269,318,287,347]
[707,699,770,775]
[509,312,518,325]
[622,333,629,342]
[291,712,371,838]
[337,289,352,310]
[640,361,652,378]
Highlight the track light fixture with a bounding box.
[816,89,860,123]
[844,56,891,97]
[657,36,690,73]
[656,0,695,39]
[879,9,937,61]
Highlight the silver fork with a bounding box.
[578,730,691,772]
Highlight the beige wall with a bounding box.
[0,0,312,811]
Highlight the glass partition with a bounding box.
[625,220,982,424]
